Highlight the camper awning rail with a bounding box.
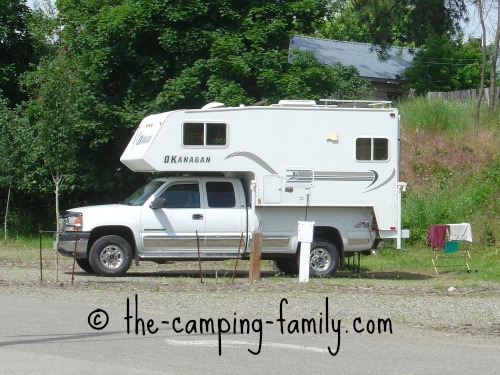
[319,99,393,108]
[271,99,393,109]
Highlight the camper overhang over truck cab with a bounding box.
[56,99,409,277]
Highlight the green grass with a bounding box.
[358,243,499,282]
[1,235,498,285]
[396,96,499,131]
[0,235,53,263]
[397,97,473,132]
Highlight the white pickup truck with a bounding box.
[56,175,349,277]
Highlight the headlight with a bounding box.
[59,212,83,232]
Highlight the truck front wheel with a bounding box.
[75,258,94,274]
[309,240,340,276]
[89,235,133,277]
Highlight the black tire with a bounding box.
[75,258,94,274]
[89,235,133,277]
[309,239,340,277]
[274,257,299,276]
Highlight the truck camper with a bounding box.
[55,99,409,277]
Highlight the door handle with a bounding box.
[192,214,204,220]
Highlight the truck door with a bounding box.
[140,180,205,257]
[202,179,245,257]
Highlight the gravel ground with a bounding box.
[1,258,499,339]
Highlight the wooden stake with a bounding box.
[232,233,244,283]
[196,230,203,283]
[39,225,43,282]
[249,231,262,283]
[71,231,78,285]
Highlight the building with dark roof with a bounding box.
[290,35,416,100]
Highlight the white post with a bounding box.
[298,221,315,282]
[396,182,407,249]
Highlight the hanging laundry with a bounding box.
[447,223,473,242]
[427,224,447,249]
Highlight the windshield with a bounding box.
[122,180,165,206]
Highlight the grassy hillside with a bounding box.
[397,98,498,243]
[389,97,499,279]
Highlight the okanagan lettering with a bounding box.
[164,155,211,164]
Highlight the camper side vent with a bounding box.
[284,168,314,188]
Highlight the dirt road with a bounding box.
[1,258,499,374]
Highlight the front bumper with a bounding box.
[53,232,90,258]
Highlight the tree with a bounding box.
[152,0,372,108]
[56,0,333,111]
[317,0,372,43]
[475,0,489,128]
[260,50,372,102]
[463,0,500,127]
[403,34,485,94]
[53,0,371,121]
[21,47,100,227]
[28,0,60,60]
[0,98,18,238]
[488,1,500,111]
[318,0,469,54]
[473,0,500,112]
[0,0,37,106]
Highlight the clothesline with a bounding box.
[427,223,473,249]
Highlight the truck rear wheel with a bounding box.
[309,240,339,276]
[89,235,133,277]
[274,257,299,276]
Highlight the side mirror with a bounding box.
[149,197,166,209]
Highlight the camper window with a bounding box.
[373,138,389,160]
[183,122,227,146]
[356,138,388,161]
[183,123,204,145]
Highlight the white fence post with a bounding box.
[298,221,315,283]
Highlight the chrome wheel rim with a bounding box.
[310,247,331,272]
[100,245,124,269]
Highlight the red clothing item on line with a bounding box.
[427,224,447,249]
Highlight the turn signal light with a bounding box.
[73,216,83,230]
